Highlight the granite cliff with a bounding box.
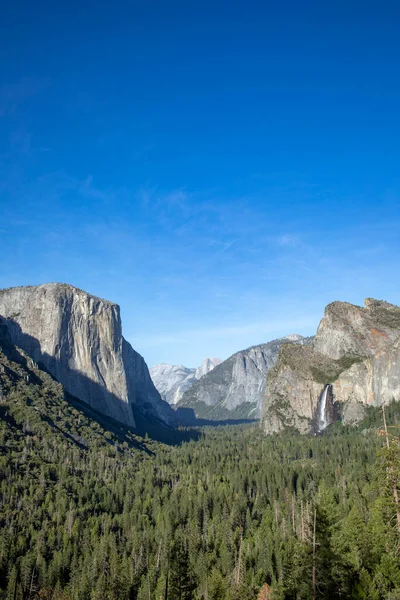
[176,335,308,420]
[262,298,400,434]
[0,283,174,428]
[150,357,222,405]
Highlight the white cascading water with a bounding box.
[317,385,330,432]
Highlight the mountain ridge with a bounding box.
[150,357,222,405]
[176,334,310,420]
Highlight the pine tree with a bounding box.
[167,537,196,600]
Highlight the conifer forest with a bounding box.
[1,345,400,599]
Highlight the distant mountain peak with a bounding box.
[150,357,222,405]
[282,333,304,341]
[195,357,222,380]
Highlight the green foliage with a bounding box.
[310,355,366,384]
[1,344,400,598]
[274,342,366,385]
[182,399,259,421]
[371,305,400,329]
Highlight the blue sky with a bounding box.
[1,0,400,367]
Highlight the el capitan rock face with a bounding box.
[262,298,400,434]
[176,335,309,420]
[0,283,174,428]
[150,357,222,406]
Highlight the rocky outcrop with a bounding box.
[313,298,400,359]
[176,335,308,420]
[150,357,222,405]
[262,299,400,434]
[0,283,174,428]
[194,357,222,380]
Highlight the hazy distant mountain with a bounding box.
[175,335,309,420]
[150,357,222,405]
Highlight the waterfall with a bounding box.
[317,384,331,432]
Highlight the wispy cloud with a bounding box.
[79,175,122,203]
[136,185,156,207]
[2,169,125,211]
[216,239,236,254]
[276,233,300,247]
[137,185,189,211]
[133,315,317,349]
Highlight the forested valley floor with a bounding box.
[1,345,400,599]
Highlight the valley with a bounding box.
[2,340,400,599]
[1,284,400,599]
[2,4,398,598]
